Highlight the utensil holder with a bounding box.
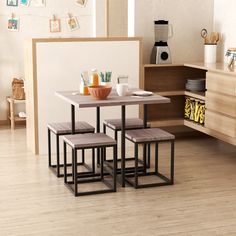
[204,44,217,63]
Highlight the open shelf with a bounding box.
[184,119,206,133]
[155,90,205,100]
[150,119,184,127]
[8,116,26,122]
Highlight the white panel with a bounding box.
[36,40,140,154]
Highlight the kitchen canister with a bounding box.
[204,44,217,63]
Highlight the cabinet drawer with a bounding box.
[206,91,236,117]
[205,110,236,137]
[206,72,236,96]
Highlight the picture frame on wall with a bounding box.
[49,18,61,33]
[66,16,79,31]
[75,0,87,7]
[8,18,19,31]
[20,0,30,6]
[31,0,45,7]
[7,0,18,6]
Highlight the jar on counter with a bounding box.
[90,69,99,86]
[225,48,236,67]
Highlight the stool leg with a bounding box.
[63,141,67,183]
[92,148,95,173]
[74,149,78,196]
[103,124,107,161]
[82,149,85,164]
[101,148,104,180]
[135,143,138,188]
[147,143,151,168]
[143,144,147,174]
[155,142,159,175]
[113,145,117,192]
[56,134,60,177]
[72,149,75,181]
[48,129,51,167]
[170,140,175,184]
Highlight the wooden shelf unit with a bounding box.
[142,64,206,133]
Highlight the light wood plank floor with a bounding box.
[1,127,236,236]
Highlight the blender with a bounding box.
[150,20,173,64]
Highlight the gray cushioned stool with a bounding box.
[47,121,95,177]
[125,128,175,189]
[103,118,151,171]
[63,133,117,197]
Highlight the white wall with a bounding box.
[214,0,236,62]
[0,0,95,121]
[134,0,214,63]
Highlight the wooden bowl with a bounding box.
[88,85,112,100]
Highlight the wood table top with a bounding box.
[55,89,170,108]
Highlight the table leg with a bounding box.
[96,107,100,165]
[143,104,148,128]
[121,105,126,187]
[71,105,75,134]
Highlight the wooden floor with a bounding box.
[1,126,236,235]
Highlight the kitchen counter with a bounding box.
[184,62,236,76]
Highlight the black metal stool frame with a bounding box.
[48,128,94,177]
[124,138,174,189]
[63,141,117,197]
[103,124,151,173]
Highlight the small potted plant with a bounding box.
[99,71,112,86]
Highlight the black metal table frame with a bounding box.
[70,104,148,187]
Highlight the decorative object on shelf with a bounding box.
[225,48,236,68]
[99,71,112,86]
[75,0,87,7]
[8,14,19,31]
[7,0,18,6]
[88,85,112,100]
[185,96,205,125]
[20,0,30,6]
[49,15,61,33]
[31,0,45,7]
[66,13,79,31]
[12,78,25,100]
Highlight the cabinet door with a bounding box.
[206,91,236,117]
[206,72,236,96]
[205,110,236,137]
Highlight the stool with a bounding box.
[103,118,151,171]
[47,121,95,177]
[125,128,175,189]
[63,133,117,197]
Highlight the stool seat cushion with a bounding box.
[47,121,95,135]
[125,128,175,143]
[103,118,150,130]
[63,133,116,149]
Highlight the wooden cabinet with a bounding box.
[142,64,206,131]
[142,63,236,146]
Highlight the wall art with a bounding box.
[66,16,79,31]
[8,18,19,31]
[7,0,18,6]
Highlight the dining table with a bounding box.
[55,89,170,187]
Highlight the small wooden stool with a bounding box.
[6,97,26,130]
[47,121,95,177]
[63,133,117,197]
[103,118,151,171]
[125,128,175,189]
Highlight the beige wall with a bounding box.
[108,0,128,37]
[134,0,214,63]
[0,1,95,121]
[214,0,236,62]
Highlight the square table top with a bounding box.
[55,89,170,108]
